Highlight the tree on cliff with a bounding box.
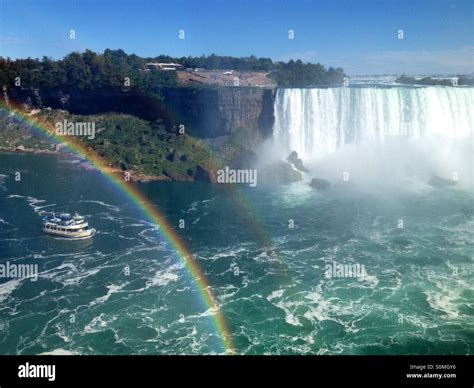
[0,49,178,94]
[0,49,346,90]
[270,60,345,86]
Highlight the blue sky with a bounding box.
[0,0,472,75]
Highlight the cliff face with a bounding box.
[162,87,275,139]
[3,86,276,141]
[1,86,279,182]
[4,87,173,123]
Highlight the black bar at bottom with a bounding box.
[0,355,471,387]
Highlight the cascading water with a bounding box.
[273,87,474,160]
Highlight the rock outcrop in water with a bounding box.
[194,164,218,183]
[259,161,302,184]
[309,178,330,191]
[286,150,308,172]
[428,175,458,188]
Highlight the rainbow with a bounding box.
[0,103,235,353]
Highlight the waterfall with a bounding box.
[273,87,474,160]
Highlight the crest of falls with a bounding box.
[273,87,474,160]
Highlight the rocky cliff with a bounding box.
[1,85,278,182]
[3,86,276,141]
[162,87,275,139]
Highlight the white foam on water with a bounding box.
[8,195,56,214]
[425,288,460,319]
[186,197,216,213]
[267,289,285,301]
[39,349,78,355]
[146,262,183,288]
[84,313,117,334]
[78,200,120,212]
[217,284,240,301]
[61,268,101,286]
[148,270,179,287]
[270,181,316,208]
[91,283,127,306]
[187,201,199,212]
[0,174,7,191]
[196,244,253,263]
[357,271,379,288]
[266,290,303,326]
[0,279,22,303]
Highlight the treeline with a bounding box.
[150,53,274,71]
[270,60,345,86]
[138,53,345,85]
[396,75,474,86]
[0,49,177,97]
[0,49,346,91]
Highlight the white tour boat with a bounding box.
[42,212,96,239]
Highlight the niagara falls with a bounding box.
[0,0,473,384]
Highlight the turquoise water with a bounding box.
[0,153,473,355]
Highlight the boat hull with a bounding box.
[42,227,96,240]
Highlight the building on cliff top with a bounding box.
[146,63,184,71]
